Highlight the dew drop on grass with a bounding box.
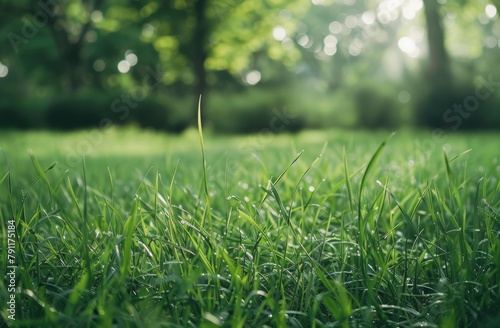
[238,181,249,190]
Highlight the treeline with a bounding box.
[1,0,500,132]
[2,78,499,132]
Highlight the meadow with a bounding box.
[1,126,499,327]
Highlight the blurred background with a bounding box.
[0,0,499,133]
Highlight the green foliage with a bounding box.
[282,84,358,129]
[0,107,32,129]
[131,95,192,132]
[415,80,500,130]
[1,0,500,131]
[0,96,47,129]
[352,83,402,129]
[42,90,191,132]
[206,88,305,133]
[45,90,122,130]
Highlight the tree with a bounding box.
[422,0,450,85]
[192,0,209,103]
[416,0,456,128]
[51,0,106,91]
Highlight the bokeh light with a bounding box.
[125,51,138,66]
[324,35,338,47]
[297,34,312,48]
[281,38,294,50]
[402,0,423,20]
[361,11,376,25]
[398,36,419,57]
[486,4,497,19]
[142,24,156,39]
[329,21,342,34]
[272,26,287,41]
[485,36,498,48]
[117,60,130,73]
[90,10,103,23]
[377,0,402,24]
[344,15,358,29]
[93,59,106,72]
[324,45,337,56]
[85,31,97,43]
[0,62,8,78]
[409,26,425,42]
[245,70,261,85]
[349,38,363,56]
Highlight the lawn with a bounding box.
[1,126,500,327]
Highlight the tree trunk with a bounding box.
[416,0,456,128]
[65,44,84,91]
[422,0,450,85]
[48,0,104,92]
[192,0,209,121]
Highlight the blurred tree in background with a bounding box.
[0,0,499,132]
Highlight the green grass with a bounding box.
[1,126,500,327]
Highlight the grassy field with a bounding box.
[1,126,500,327]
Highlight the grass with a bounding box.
[1,124,500,327]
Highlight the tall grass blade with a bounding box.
[198,95,209,200]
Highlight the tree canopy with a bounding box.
[1,0,499,130]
